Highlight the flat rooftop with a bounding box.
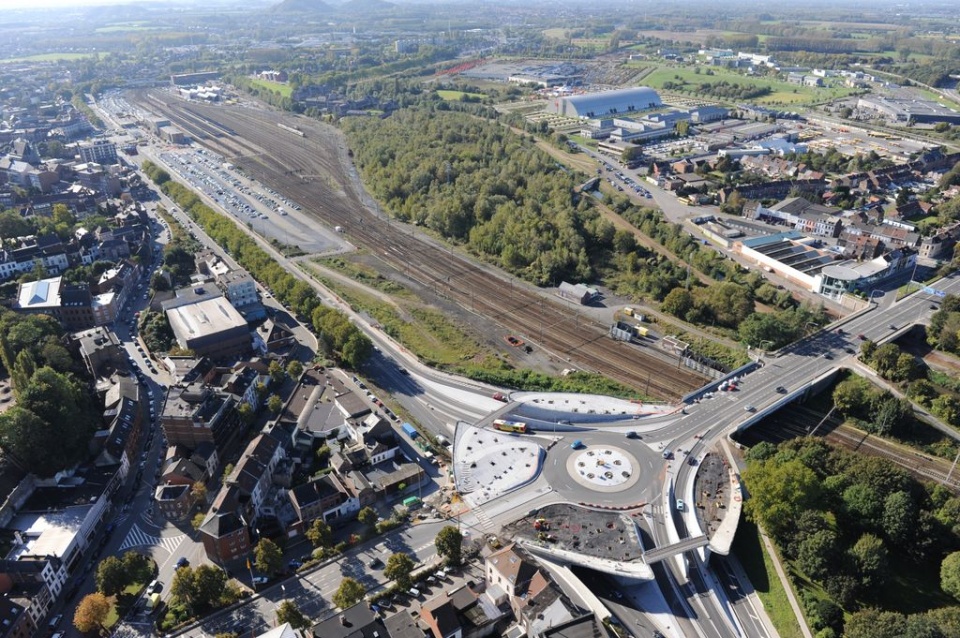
[167,296,247,339]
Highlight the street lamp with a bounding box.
[868,289,885,304]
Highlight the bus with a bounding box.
[493,419,529,434]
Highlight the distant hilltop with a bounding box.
[271,0,395,12]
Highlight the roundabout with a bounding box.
[566,446,640,492]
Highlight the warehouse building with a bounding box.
[166,297,251,358]
[857,95,960,125]
[546,87,662,120]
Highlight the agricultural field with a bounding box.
[1,52,96,63]
[248,78,292,99]
[436,89,485,101]
[95,23,163,33]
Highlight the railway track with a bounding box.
[129,92,707,400]
[743,405,960,492]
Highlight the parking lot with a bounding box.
[156,148,344,254]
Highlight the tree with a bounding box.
[796,529,839,581]
[332,577,366,609]
[171,565,198,608]
[268,360,287,385]
[741,458,822,541]
[191,481,208,507]
[661,287,694,319]
[357,507,378,529]
[435,525,464,567]
[850,533,889,588]
[841,483,883,530]
[844,609,908,638]
[74,593,110,633]
[286,360,304,379]
[832,376,872,419]
[942,551,960,601]
[255,538,284,576]
[316,445,332,462]
[121,551,152,585]
[237,403,255,425]
[276,600,312,630]
[96,555,127,596]
[882,490,917,545]
[192,512,207,531]
[267,394,283,413]
[306,518,333,548]
[871,343,901,378]
[192,565,228,612]
[384,552,415,590]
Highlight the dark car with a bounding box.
[176,557,189,569]
[368,557,383,569]
[775,386,786,394]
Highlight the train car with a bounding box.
[493,419,529,434]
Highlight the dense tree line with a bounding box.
[894,59,960,89]
[743,438,960,634]
[0,311,97,476]
[141,161,370,369]
[927,295,960,355]
[831,373,915,438]
[661,79,771,101]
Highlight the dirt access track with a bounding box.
[130,91,707,400]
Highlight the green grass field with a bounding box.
[643,65,857,106]
[437,89,486,101]
[249,78,292,98]
[1,52,96,63]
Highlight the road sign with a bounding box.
[922,286,947,298]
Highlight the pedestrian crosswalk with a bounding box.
[119,524,185,554]
[473,507,494,531]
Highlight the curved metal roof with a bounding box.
[562,87,661,115]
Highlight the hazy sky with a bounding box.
[0,0,168,7]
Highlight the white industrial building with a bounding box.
[545,87,662,120]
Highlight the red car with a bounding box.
[504,335,524,347]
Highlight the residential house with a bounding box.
[225,431,285,522]
[420,585,502,638]
[154,484,193,522]
[0,595,36,638]
[920,223,960,260]
[288,473,355,529]
[199,485,251,565]
[309,602,388,638]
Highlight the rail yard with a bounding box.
[129,92,708,399]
